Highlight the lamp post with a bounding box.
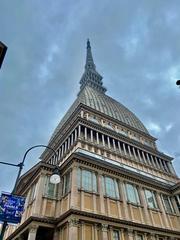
[176,80,180,87]
[0,144,60,240]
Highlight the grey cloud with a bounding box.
[0,0,180,192]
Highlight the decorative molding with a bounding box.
[68,217,79,227]
[101,224,108,232]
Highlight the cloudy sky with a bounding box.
[0,0,180,192]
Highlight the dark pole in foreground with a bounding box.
[0,145,58,240]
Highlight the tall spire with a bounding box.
[85,39,96,70]
[79,39,107,94]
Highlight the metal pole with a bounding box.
[0,144,58,240]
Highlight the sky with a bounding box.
[0,0,180,192]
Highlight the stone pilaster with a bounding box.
[138,186,151,224]
[98,174,105,214]
[156,193,170,228]
[68,217,79,240]
[53,228,59,240]
[32,174,45,216]
[119,181,129,219]
[70,166,79,209]
[101,224,108,240]
[127,229,134,240]
[27,225,38,240]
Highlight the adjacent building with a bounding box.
[4,40,180,240]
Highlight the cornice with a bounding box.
[6,209,180,240]
[63,152,176,192]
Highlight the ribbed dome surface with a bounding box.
[49,86,149,142]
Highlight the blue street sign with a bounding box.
[0,192,25,224]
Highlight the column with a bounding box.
[154,157,161,169]
[138,186,151,224]
[75,128,78,141]
[142,151,147,164]
[128,145,132,158]
[90,130,93,142]
[118,141,122,154]
[53,228,59,240]
[107,136,111,149]
[101,224,108,240]
[136,149,142,162]
[67,137,70,149]
[96,132,99,144]
[167,162,176,175]
[32,174,45,215]
[94,224,99,240]
[64,141,67,154]
[132,147,137,161]
[146,153,151,165]
[98,174,105,214]
[70,167,79,208]
[102,134,105,147]
[149,233,156,240]
[119,181,129,219]
[150,155,156,168]
[112,139,116,151]
[120,229,125,240]
[158,158,165,171]
[68,217,79,240]
[84,127,87,140]
[78,125,81,138]
[122,143,127,156]
[61,144,64,158]
[71,133,74,146]
[58,148,61,162]
[127,229,134,240]
[156,193,170,227]
[27,225,38,240]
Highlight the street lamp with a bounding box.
[0,144,60,240]
[176,80,180,87]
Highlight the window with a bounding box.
[103,176,119,199]
[175,195,180,213]
[125,183,140,204]
[113,230,120,240]
[162,195,175,214]
[78,168,97,192]
[44,176,59,198]
[62,172,71,195]
[145,189,158,209]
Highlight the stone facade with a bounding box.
[4,41,180,240]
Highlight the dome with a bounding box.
[49,40,149,142]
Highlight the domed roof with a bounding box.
[49,40,149,142]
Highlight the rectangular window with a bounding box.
[113,230,120,240]
[162,195,174,214]
[125,183,140,204]
[103,176,119,199]
[77,168,97,192]
[44,176,59,198]
[62,172,71,195]
[145,189,158,209]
